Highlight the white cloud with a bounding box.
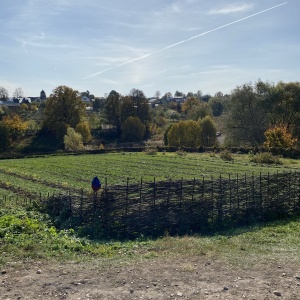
[208,3,253,15]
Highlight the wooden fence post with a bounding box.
[125,177,129,216]
[237,174,239,211]
[229,174,232,212]
[80,188,84,222]
[217,174,223,224]
[139,177,142,212]
[192,177,195,202]
[167,178,171,207]
[245,173,248,212]
[153,177,156,206]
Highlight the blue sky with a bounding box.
[0,0,299,98]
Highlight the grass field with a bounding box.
[0,151,299,200]
[1,151,300,282]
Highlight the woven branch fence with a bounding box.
[43,171,300,238]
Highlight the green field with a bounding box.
[1,151,300,274]
[0,151,299,199]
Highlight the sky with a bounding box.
[0,0,299,98]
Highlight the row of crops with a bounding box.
[0,152,298,200]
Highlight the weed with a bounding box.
[220,150,233,161]
[249,152,282,165]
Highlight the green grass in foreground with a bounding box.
[1,205,300,268]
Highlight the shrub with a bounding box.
[145,147,157,155]
[64,127,83,151]
[176,150,186,156]
[75,121,92,143]
[250,152,282,165]
[220,149,233,161]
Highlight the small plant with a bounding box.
[176,150,186,156]
[250,152,282,165]
[145,147,157,155]
[220,149,233,161]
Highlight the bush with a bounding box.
[75,121,92,143]
[250,152,282,165]
[64,127,83,151]
[220,149,233,161]
[145,147,157,155]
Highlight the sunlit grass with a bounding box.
[1,205,300,269]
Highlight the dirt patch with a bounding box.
[1,257,300,299]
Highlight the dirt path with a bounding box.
[1,257,300,300]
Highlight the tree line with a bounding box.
[0,80,299,154]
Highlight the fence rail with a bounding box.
[40,171,300,238]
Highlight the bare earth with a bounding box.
[1,257,300,300]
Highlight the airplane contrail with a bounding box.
[82,2,287,80]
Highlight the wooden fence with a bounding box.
[43,171,300,238]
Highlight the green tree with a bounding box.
[105,90,122,131]
[199,116,217,147]
[187,101,212,121]
[222,83,267,146]
[43,85,86,141]
[128,88,150,124]
[0,124,11,150]
[120,96,135,125]
[121,116,146,142]
[208,96,224,117]
[93,98,105,112]
[64,127,83,151]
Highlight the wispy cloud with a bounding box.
[82,2,287,80]
[208,3,253,15]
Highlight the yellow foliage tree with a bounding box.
[264,125,297,149]
[75,121,92,143]
[167,120,200,148]
[1,114,28,139]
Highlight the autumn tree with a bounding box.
[75,121,92,143]
[264,125,297,149]
[43,85,86,141]
[181,97,201,114]
[167,120,200,148]
[265,81,300,137]
[187,101,212,121]
[1,114,28,140]
[64,127,83,151]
